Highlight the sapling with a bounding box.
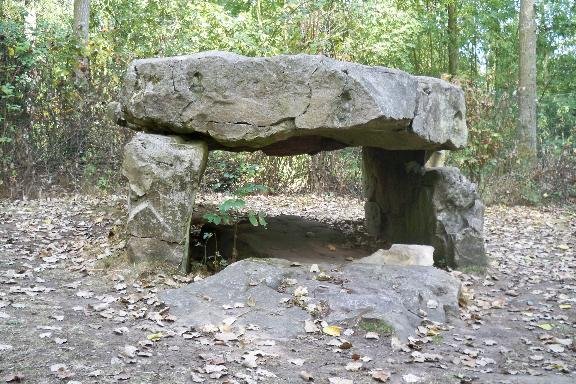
[201,182,267,269]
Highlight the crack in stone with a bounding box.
[204,117,295,129]
[299,63,321,121]
[129,235,181,246]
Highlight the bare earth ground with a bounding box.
[0,194,575,384]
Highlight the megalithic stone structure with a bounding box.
[111,51,486,269]
[122,133,207,266]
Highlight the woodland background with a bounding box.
[1,0,575,204]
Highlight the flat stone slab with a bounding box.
[160,258,462,341]
[112,51,467,155]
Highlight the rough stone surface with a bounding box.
[122,132,207,264]
[126,236,184,266]
[363,148,486,267]
[112,51,467,155]
[421,167,487,267]
[161,258,462,341]
[355,244,435,266]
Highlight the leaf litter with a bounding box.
[0,196,574,382]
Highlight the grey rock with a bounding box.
[422,167,486,267]
[113,51,466,155]
[126,236,183,266]
[363,148,486,267]
[160,258,462,341]
[122,132,207,264]
[355,244,435,266]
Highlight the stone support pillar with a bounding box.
[362,147,486,267]
[122,132,208,267]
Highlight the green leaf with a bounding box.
[258,212,267,227]
[235,183,267,197]
[221,213,232,225]
[248,212,259,226]
[1,84,14,96]
[203,213,221,225]
[219,198,245,212]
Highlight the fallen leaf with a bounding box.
[50,364,74,379]
[548,344,565,353]
[205,364,227,374]
[121,345,138,358]
[76,290,94,298]
[4,373,24,382]
[402,373,422,383]
[147,332,164,341]
[289,358,305,366]
[328,378,352,384]
[537,323,554,331]
[294,286,309,297]
[345,361,362,371]
[323,325,342,337]
[371,370,391,382]
[304,319,319,333]
[214,332,238,342]
[365,332,379,340]
[255,368,276,378]
[242,354,258,368]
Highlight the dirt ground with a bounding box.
[0,194,574,384]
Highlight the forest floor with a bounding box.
[0,193,575,384]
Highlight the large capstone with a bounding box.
[363,147,486,267]
[123,132,207,265]
[111,51,467,155]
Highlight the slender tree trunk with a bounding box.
[73,0,90,83]
[518,0,537,164]
[447,1,458,77]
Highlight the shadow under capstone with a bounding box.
[189,214,380,267]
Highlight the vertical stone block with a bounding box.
[122,132,207,265]
[362,147,486,267]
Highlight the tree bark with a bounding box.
[447,1,458,77]
[518,0,537,164]
[73,0,91,83]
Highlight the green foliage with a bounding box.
[203,182,268,228]
[0,0,574,203]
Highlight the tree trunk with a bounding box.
[447,1,458,77]
[73,0,91,83]
[518,0,537,164]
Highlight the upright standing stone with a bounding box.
[122,132,207,266]
[362,147,486,267]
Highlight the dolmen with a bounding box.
[110,51,486,270]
